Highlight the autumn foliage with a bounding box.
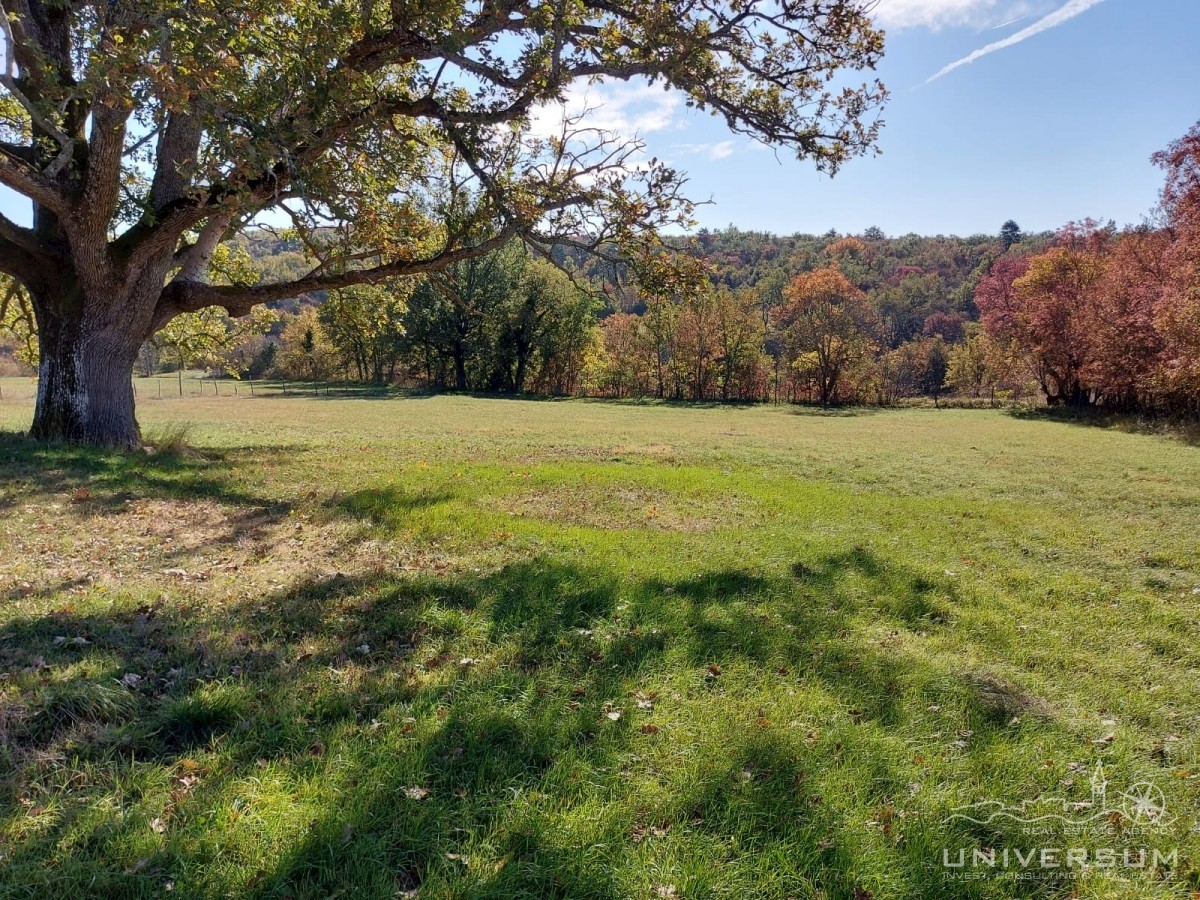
[583,120,1200,413]
[975,125,1200,416]
[775,267,876,406]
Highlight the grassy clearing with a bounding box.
[1,382,1199,898]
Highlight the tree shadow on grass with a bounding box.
[0,430,294,512]
[329,485,457,528]
[784,405,887,418]
[0,552,1075,899]
[1005,406,1200,447]
[241,382,438,401]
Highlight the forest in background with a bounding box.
[2,223,1045,403]
[4,119,1199,417]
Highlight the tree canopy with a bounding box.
[0,0,886,446]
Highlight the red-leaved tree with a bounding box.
[976,226,1108,406]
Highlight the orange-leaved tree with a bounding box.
[775,267,876,407]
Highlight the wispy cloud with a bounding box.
[923,0,1106,83]
[529,81,681,140]
[873,0,1034,31]
[674,140,737,162]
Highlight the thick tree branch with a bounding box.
[79,102,131,231]
[150,111,203,211]
[0,208,52,263]
[171,212,235,284]
[156,226,520,324]
[0,231,41,282]
[0,148,69,216]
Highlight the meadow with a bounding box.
[1,375,1198,898]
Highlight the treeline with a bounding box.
[235,224,1047,406]
[116,226,1034,405]
[10,126,1198,418]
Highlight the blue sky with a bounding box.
[606,0,1200,237]
[3,0,1196,239]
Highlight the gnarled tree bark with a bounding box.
[30,303,143,448]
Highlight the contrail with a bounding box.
[991,14,1029,29]
[924,0,1107,85]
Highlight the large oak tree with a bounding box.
[0,0,885,447]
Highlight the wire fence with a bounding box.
[0,375,400,404]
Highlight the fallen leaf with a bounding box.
[403,786,430,800]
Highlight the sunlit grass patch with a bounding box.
[1,390,1198,897]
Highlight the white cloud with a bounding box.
[529,80,681,141]
[873,0,1037,30]
[674,140,738,162]
[708,140,736,161]
[923,0,1106,83]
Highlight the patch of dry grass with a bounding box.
[0,387,1198,898]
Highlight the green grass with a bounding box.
[1,381,1198,898]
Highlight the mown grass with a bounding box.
[0,383,1198,898]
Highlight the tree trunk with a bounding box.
[30,310,143,449]
[453,346,468,391]
[513,344,529,394]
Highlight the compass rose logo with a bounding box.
[1121,782,1168,824]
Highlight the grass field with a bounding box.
[1,377,1199,898]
